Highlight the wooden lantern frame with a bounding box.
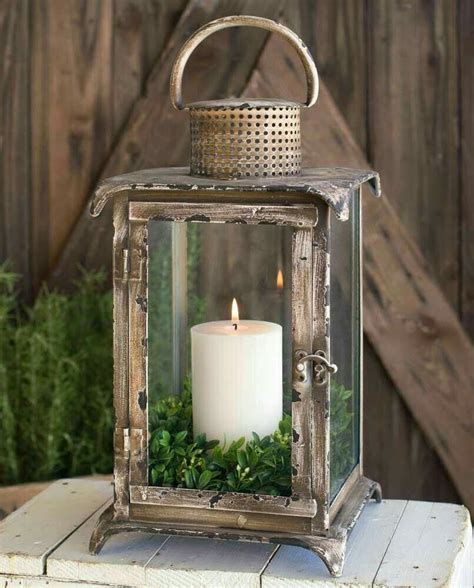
[88,167,382,577]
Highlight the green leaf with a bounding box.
[236,449,248,469]
[175,431,188,443]
[197,470,214,489]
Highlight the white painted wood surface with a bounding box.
[0,480,471,587]
[47,501,168,586]
[0,479,111,576]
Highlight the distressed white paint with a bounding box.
[47,501,168,586]
[262,500,408,587]
[374,501,472,587]
[146,535,277,588]
[0,480,471,587]
[0,479,111,576]
[2,578,110,587]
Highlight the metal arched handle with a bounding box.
[170,15,319,110]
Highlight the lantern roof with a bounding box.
[91,167,381,221]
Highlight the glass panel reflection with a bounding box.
[147,220,293,495]
[329,192,361,500]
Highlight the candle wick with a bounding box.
[232,323,238,331]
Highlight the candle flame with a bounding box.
[231,298,239,325]
[276,269,284,290]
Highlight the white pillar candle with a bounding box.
[191,317,282,445]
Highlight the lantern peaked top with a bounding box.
[91,166,381,221]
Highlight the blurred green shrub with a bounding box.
[0,265,113,485]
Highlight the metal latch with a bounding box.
[295,350,338,385]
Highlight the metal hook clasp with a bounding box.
[295,350,338,385]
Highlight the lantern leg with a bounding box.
[302,535,347,577]
[89,504,141,555]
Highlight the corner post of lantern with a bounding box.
[311,201,331,533]
[88,14,383,578]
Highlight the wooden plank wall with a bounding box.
[1,0,471,504]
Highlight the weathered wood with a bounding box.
[373,501,472,587]
[0,480,471,586]
[128,220,148,486]
[128,200,318,227]
[92,167,379,220]
[0,0,31,299]
[310,202,330,532]
[285,0,368,152]
[290,0,460,507]
[145,535,276,588]
[112,196,130,518]
[362,342,459,504]
[48,0,284,288]
[245,34,474,510]
[0,479,111,576]
[47,501,167,586]
[263,500,407,587]
[130,485,316,517]
[368,0,460,308]
[290,228,314,502]
[459,0,474,337]
[112,0,186,129]
[30,0,114,293]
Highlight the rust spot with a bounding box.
[136,295,147,313]
[209,493,223,508]
[292,429,300,443]
[292,389,301,402]
[138,390,147,411]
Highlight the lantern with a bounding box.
[89,16,382,577]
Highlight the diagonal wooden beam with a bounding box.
[48,0,283,288]
[247,35,473,510]
[49,9,473,509]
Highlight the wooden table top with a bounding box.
[0,478,471,587]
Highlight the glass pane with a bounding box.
[329,192,361,500]
[147,220,293,496]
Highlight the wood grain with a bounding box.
[0,480,472,586]
[48,0,284,288]
[47,501,168,586]
[30,0,115,293]
[459,0,474,337]
[0,479,111,576]
[0,0,31,299]
[288,0,460,506]
[245,35,473,511]
[367,0,460,308]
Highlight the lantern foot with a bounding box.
[89,504,137,555]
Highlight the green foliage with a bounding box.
[149,389,292,496]
[330,380,356,497]
[149,381,355,498]
[0,265,113,484]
